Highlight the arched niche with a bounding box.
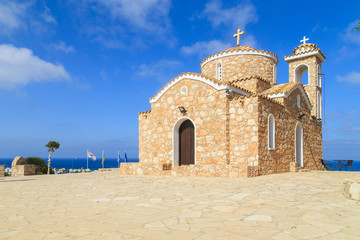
[294,64,309,85]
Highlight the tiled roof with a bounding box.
[229,75,272,85]
[200,46,278,66]
[261,82,301,96]
[138,110,151,115]
[149,72,251,102]
[284,43,326,61]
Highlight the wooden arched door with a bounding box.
[179,120,194,166]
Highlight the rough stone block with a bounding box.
[344,179,360,201]
[0,165,4,177]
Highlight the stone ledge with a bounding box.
[120,162,248,178]
[344,179,360,201]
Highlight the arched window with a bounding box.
[268,114,275,149]
[216,62,222,80]
[317,91,322,119]
[295,123,303,167]
[297,94,301,108]
[273,64,277,84]
[317,64,322,87]
[295,64,309,85]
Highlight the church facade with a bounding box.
[120,32,325,178]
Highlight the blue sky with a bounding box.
[0,0,359,160]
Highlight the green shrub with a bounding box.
[25,157,54,174]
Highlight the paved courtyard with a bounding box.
[0,171,359,239]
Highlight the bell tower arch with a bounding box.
[284,37,326,119]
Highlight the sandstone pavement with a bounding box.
[0,171,359,239]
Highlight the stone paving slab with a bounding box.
[0,171,359,239]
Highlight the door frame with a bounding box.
[173,117,196,167]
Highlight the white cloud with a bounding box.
[343,19,360,45]
[0,1,27,32]
[0,44,70,90]
[69,0,173,47]
[136,59,182,81]
[97,0,171,33]
[336,71,360,85]
[49,41,75,53]
[202,0,257,29]
[181,40,231,57]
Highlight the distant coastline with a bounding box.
[0,158,139,171]
[0,158,358,172]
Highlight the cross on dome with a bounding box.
[233,28,245,46]
[300,36,309,45]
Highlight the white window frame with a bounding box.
[268,114,275,150]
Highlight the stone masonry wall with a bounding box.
[287,55,322,118]
[228,95,259,170]
[11,165,36,177]
[139,78,229,166]
[257,89,323,175]
[0,165,4,177]
[201,54,276,83]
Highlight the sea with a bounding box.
[0,158,139,171]
[0,158,359,172]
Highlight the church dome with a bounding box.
[200,45,278,83]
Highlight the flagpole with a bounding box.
[102,151,104,169]
[86,149,89,170]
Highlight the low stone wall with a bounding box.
[11,165,36,177]
[120,162,249,178]
[0,165,4,177]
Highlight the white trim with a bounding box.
[284,50,325,63]
[201,50,278,68]
[172,117,196,167]
[267,85,312,110]
[294,64,309,85]
[268,114,275,150]
[295,122,304,167]
[150,73,250,103]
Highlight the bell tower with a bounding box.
[284,36,326,119]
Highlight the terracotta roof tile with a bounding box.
[261,82,301,96]
[229,75,272,85]
[138,110,151,115]
[200,46,278,66]
[284,43,326,60]
[149,72,251,102]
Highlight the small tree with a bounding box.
[45,141,60,175]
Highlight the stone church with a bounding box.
[120,30,325,178]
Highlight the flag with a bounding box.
[102,152,105,165]
[125,152,128,163]
[88,152,96,161]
